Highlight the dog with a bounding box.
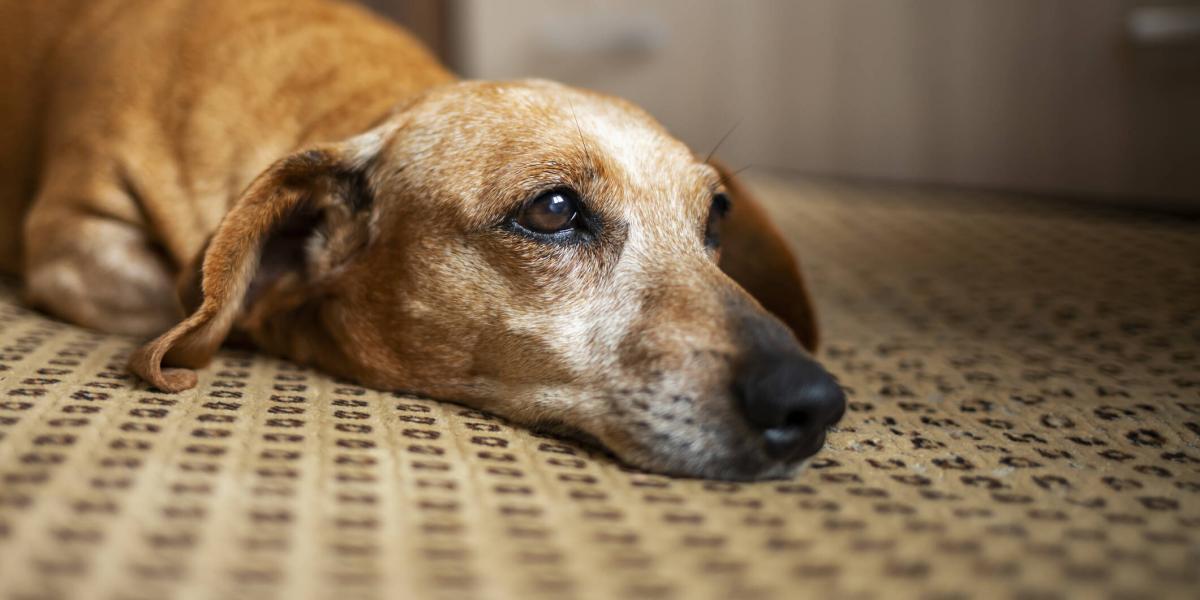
[0,0,845,480]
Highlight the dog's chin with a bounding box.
[607,421,824,481]
[621,447,808,482]
[530,419,808,481]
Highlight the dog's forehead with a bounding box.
[405,80,703,180]
[377,80,718,232]
[516,83,699,181]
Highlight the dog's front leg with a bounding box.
[23,173,180,337]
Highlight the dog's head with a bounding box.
[130,80,844,480]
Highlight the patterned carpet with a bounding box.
[0,177,1197,600]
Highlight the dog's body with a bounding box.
[1,0,843,480]
[1,0,451,330]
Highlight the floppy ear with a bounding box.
[128,130,389,392]
[711,161,819,352]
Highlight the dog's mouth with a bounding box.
[529,409,838,482]
[529,419,616,459]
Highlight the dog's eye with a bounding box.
[517,189,580,234]
[705,192,731,248]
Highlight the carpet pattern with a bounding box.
[0,177,1197,600]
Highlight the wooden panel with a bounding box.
[455,0,1200,204]
[356,0,453,64]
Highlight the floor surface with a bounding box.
[0,177,1197,599]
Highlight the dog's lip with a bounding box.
[743,429,825,477]
[637,427,832,482]
[532,401,836,481]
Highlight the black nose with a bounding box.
[733,354,846,462]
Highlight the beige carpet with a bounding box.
[0,177,1197,600]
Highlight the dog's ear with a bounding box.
[128,129,391,392]
[711,161,819,352]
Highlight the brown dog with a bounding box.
[0,0,844,480]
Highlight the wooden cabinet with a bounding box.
[446,0,1199,204]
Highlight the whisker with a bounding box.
[705,118,743,164]
[567,99,594,170]
[717,164,754,188]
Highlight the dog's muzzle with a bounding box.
[732,350,846,464]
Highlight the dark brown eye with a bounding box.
[517,189,580,234]
[705,192,730,248]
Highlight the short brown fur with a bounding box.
[1,0,821,479]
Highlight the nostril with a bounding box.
[733,354,845,461]
[762,426,805,459]
[783,409,809,430]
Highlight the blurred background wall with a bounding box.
[365,0,1200,207]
